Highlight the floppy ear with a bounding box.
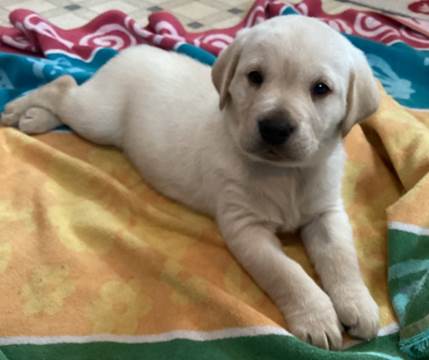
[342,49,380,136]
[211,35,245,110]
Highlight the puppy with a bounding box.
[1,15,380,349]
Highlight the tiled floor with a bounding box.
[0,0,406,32]
[0,0,254,30]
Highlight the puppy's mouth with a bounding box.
[245,145,298,165]
[238,136,316,167]
[261,147,284,161]
[242,142,316,167]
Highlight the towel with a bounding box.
[0,1,428,359]
[0,86,408,360]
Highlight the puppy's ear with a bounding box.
[342,49,380,136]
[211,33,246,110]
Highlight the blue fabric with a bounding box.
[0,49,118,112]
[346,36,429,109]
[175,43,216,66]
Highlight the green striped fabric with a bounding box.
[0,334,403,360]
[388,227,429,358]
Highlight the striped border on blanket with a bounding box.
[0,326,402,360]
[387,222,429,359]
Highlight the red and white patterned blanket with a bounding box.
[0,0,428,63]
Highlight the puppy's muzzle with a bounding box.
[258,116,295,146]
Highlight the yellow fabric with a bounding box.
[363,98,429,227]
[2,86,423,337]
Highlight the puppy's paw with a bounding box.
[18,107,60,134]
[331,285,379,340]
[1,96,29,127]
[285,294,343,350]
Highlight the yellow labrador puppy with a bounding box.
[1,15,380,349]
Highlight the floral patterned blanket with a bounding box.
[0,1,428,359]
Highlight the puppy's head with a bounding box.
[212,15,379,167]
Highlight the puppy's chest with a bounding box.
[248,173,311,232]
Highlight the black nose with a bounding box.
[258,118,295,146]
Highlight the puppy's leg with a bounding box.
[301,209,379,340]
[1,74,122,146]
[1,76,73,132]
[218,202,343,349]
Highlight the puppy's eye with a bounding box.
[247,71,264,86]
[312,82,331,97]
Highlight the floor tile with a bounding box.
[147,5,163,12]
[129,8,151,25]
[5,0,56,12]
[0,8,9,26]
[48,0,73,6]
[172,1,219,20]
[89,0,138,14]
[0,0,255,30]
[211,16,241,29]
[187,20,203,29]
[228,7,244,15]
[48,11,86,28]
[144,0,185,4]
[72,7,99,20]
[63,4,82,11]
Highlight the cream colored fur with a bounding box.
[1,16,380,349]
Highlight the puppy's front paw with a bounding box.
[331,285,379,340]
[1,97,28,127]
[284,294,343,350]
[18,107,60,134]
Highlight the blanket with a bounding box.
[0,1,428,359]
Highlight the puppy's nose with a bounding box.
[258,118,295,146]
